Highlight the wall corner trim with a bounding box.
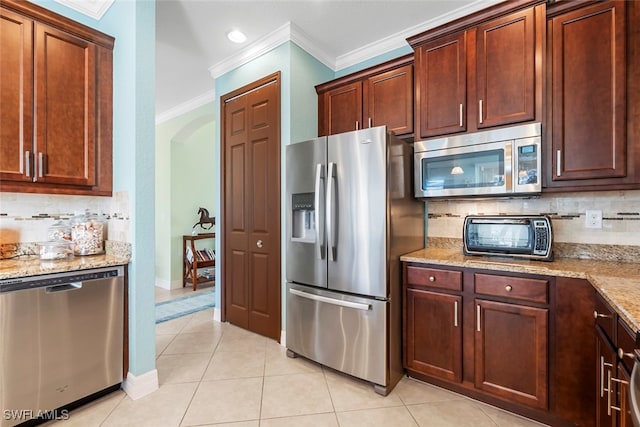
[122,369,159,400]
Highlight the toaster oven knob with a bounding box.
[429,276,435,282]
[505,285,512,292]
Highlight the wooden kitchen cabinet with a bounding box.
[404,265,463,382]
[594,292,638,427]
[410,0,544,140]
[316,54,413,137]
[0,0,114,196]
[545,1,640,191]
[403,263,601,427]
[475,299,548,409]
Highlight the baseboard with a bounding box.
[122,369,159,400]
[155,278,183,290]
[213,307,221,322]
[280,330,286,347]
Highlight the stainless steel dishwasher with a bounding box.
[0,266,124,427]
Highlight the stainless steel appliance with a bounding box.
[463,215,553,261]
[285,126,424,395]
[0,266,124,426]
[632,349,640,427]
[414,123,542,198]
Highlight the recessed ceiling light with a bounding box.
[227,30,247,44]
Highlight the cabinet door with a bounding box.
[416,32,466,138]
[0,7,33,183]
[476,6,538,129]
[322,81,362,136]
[549,1,626,182]
[596,328,617,427]
[364,64,413,136]
[34,22,96,187]
[405,288,462,382]
[618,365,632,427]
[475,299,548,409]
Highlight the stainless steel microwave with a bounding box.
[463,215,553,261]
[414,123,542,199]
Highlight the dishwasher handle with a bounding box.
[46,282,83,293]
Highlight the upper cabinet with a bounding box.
[316,54,413,137]
[0,0,114,196]
[545,0,640,191]
[410,0,544,140]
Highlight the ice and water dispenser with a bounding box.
[291,193,316,242]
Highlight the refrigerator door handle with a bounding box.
[289,288,371,311]
[327,162,337,261]
[314,163,325,260]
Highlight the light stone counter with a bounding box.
[401,248,640,336]
[0,253,130,281]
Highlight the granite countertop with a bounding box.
[0,253,130,281]
[401,247,640,336]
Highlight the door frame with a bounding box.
[219,72,282,333]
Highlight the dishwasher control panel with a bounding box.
[0,266,124,292]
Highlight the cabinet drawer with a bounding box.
[474,273,548,304]
[594,293,616,341]
[406,266,462,291]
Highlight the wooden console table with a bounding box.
[182,233,215,291]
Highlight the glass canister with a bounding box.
[47,220,72,241]
[71,211,105,255]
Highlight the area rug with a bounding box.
[155,290,215,323]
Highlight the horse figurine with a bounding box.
[193,207,215,230]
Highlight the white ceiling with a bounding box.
[155,0,503,121]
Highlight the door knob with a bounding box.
[256,240,263,248]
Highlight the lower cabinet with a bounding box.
[595,292,637,427]
[404,263,597,427]
[474,299,548,409]
[405,288,462,382]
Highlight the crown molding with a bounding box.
[155,90,216,125]
[208,21,336,79]
[335,0,503,70]
[53,0,114,20]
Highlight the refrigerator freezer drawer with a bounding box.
[286,283,387,386]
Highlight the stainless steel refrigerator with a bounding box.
[285,126,424,395]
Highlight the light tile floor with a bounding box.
[44,303,550,427]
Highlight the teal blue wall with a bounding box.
[33,0,157,376]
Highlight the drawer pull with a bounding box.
[618,348,635,360]
[429,276,435,282]
[594,310,612,319]
[505,285,512,292]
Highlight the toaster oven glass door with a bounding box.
[466,219,533,253]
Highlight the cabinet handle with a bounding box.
[459,104,463,127]
[476,305,481,332]
[594,310,613,319]
[556,150,562,177]
[38,152,44,178]
[607,370,613,415]
[618,348,635,360]
[355,121,359,130]
[25,150,32,177]
[429,276,435,282]
[505,285,512,292]
[368,117,372,128]
[454,301,458,327]
[601,356,613,398]
[478,100,483,124]
[610,377,629,414]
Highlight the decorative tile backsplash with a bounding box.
[0,191,131,245]
[426,190,640,247]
